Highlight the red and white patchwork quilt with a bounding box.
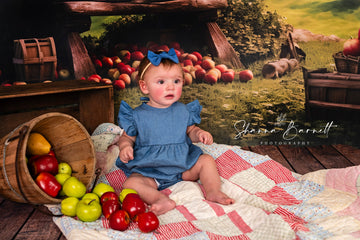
[50,141,360,240]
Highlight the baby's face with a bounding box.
[140,63,184,108]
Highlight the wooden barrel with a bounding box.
[12,37,57,82]
[0,112,96,204]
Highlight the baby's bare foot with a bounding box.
[149,197,176,215]
[206,190,235,205]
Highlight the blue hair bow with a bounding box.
[147,48,179,66]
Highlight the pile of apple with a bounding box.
[26,132,92,202]
[85,41,253,89]
[61,185,159,233]
[343,28,360,57]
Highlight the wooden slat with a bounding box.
[308,100,360,110]
[307,145,355,169]
[277,145,325,175]
[307,78,360,89]
[60,0,228,15]
[248,145,295,172]
[14,208,63,240]
[0,80,111,100]
[0,200,34,240]
[332,144,360,165]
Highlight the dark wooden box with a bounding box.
[0,80,114,138]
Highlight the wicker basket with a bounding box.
[333,51,360,74]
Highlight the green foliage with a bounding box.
[217,0,292,65]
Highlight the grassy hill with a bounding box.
[83,1,360,39]
[264,0,360,39]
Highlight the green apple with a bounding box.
[82,193,100,203]
[92,183,115,198]
[58,162,72,175]
[119,188,137,203]
[55,173,71,185]
[61,197,79,217]
[76,199,102,222]
[63,176,86,198]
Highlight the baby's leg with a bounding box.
[122,173,176,215]
[182,154,234,205]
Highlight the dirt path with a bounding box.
[292,28,342,42]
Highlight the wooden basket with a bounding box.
[0,113,96,204]
[333,51,360,74]
[13,37,57,82]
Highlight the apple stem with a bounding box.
[88,199,96,205]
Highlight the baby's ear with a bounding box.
[139,80,149,94]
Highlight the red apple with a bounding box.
[239,69,253,82]
[207,68,221,80]
[215,64,228,73]
[93,59,102,68]
[221,69,235,83]
[201,59,215,70]
[111,56,122,65]
[122,193,146,220]
[185,54,198,65]
[183,59,193,67]
[191,51,202,61]
[101,78,112,85]
[100,191,118,205]
[118,64,133,76]
[88,74,101,83]
[204,73,217,84]
[109,210,130,231]
[195,68,206,82]
[31,154,58,176]
[174,49,182,59]
[131,51,145,61]
[102,56,113,68]
[113,79,126,90]
[179,53,188,62]
[36,172,61,198]
[137,212,159,233]
[119,73,131,86]
[102,199,121,219]
[184,72,193,85]
[156,45,170,52]
[119,50,131,64]
[343,38,360,56]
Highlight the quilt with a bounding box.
[49,124,360,240]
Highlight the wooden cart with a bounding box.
[303,68,360,120]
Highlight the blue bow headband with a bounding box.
[139,48,179,79]
[147,48,179,66]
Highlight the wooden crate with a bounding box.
[13,37,57,82]
[0,80,114,138]
[303,68,360,120]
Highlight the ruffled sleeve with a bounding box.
[186,99,202,126]
[117,101,137,136]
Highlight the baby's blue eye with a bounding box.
[175,79,181,84]
[158,80,164,84]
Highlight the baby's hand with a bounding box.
[198,130,213,145]
[119,146,134,163]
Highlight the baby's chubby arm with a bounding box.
[187,125,213,145]
[118,132,136,163]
